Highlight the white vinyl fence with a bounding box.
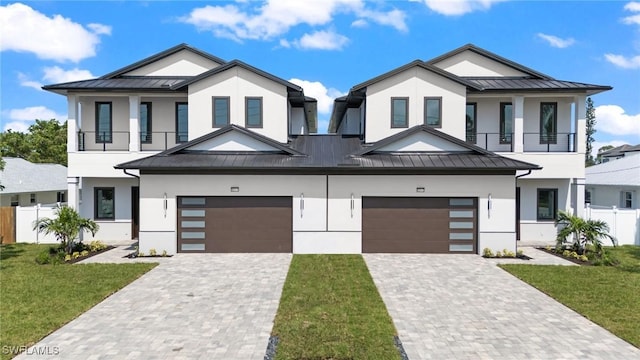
[15,204,63,244]
[585,205,640,246]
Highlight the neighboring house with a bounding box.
[0,157,67,207]
[43,43,611,254]
[598,144,640,163]
[586,153,640,209]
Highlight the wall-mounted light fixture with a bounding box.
[416,187,425,193]
[488,193,492,218]
[300,193,304,218]
[163,193,167,218]
[230,186,240,192]
[350,193,355,218]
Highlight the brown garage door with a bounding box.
[177,196,292,253]
[362,197,477,253]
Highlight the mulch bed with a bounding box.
[484,254,533,261]
[536,247,592,266]
[66,246,116,264]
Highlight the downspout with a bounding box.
[514,169,532,250]
[123,168,140,181]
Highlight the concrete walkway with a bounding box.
[365,254,640,359]
[18,253,291,360]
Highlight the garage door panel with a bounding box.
[178,196,292,253]
[363,197,477,254]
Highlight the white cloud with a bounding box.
[595,105,640,137]
[537,33,575,48]
[293,30,349,51]
[351,19,368,28]
[0,3,111,62]
[623,2,640,25]
[179,0,407,44]
[625,2,640,12]
[604,54,640,69]
[420,0,505,16]
[288,78,346,115]
[3,121,31,132]
[6,106,66,122]
[17,72,43,91]
[42,66,94,83]
[279,39,291,48]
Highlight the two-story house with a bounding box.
[43,43,610,255]
[329,44,611,244]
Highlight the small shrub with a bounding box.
[149,248,157,257]
[161,250,168,257]
[562,250,571,257]
[545,245,552,251]
[80,250,89,257]
[570,251,579,259]
[35,250,51,265]
[138,251,144,257]
[482,248,494,258]
[495,251,502,258]
[578,255,589,262]
[503,249,515,258]
[72,252,80,259]
[516,249,524,257]
[65,254,72,262]
[88,240,108,252]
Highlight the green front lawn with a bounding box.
[501,246,640,348]
[0,243,157,359]
[272,255,400,360]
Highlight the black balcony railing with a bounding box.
[78,131,188,151]
[469,132,576,153]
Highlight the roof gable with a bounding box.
[160,125,303,156]
[101,44,226,79]
[427,44,551,79]
[356,125,495,156]
[172,60,302,91]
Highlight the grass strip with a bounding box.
[0,243,157,359]
[272,254,400,360]
[500,246,640,348]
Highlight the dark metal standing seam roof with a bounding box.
[42,76,191,93]
[465,78,612,93]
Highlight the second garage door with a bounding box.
[177,196,292,253]
[362,197,477,253]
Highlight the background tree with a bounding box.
[595,145,615,164]
[585,97,596,167]
[0,119,67,166]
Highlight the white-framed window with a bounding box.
[30,193,36,204]
[585,189,592,204]
[10,195,19,206]
[621,191,633,208]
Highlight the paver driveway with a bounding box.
[365,254,640,360]
[18,253,291,360]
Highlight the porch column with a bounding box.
[512,95,524,153]
[67,95,78,152]
[572,178,586,218]
[67,177,79,210]
[574,95,587,154]
[129,95,140,151]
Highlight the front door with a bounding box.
[131,186,139,240]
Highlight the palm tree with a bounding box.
[555,210,615,256]
[33,205,99,255]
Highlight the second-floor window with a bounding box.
[540,102,557,144]
[213,97,230,127]
[424,97,442,127]
[176,102,188,143]
[245,97,263,128]
[95,102,112,143]
[500,102,513,144]
[391,97,408,128]
[466,103,477,143]
[140,102,152,144]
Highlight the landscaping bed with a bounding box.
[271,255,402,360]
[0,243,157,360]
[500,245,640,349]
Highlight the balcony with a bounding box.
[468,132,576,153]
[78,131,188,151]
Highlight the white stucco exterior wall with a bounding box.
[431,50,529,77]
[123,49,222,76]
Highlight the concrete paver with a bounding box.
[17,253,291,360]
[365,254,640,359]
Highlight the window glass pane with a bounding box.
[449,233,474,240]
[500,103,513,144]
[181,243,205,251]
[246,98,262,127]
[392,98,407,127]
[181,232,205,239]
[181,221,205,228]
[449,198,474,206]
[181,197,205,205]
[540,103,557,143]
[465,104,476,142]
[214,98,229,127]
[181,209,206,217]
[449,222,474,229]
[449,210,474,218]
[176,103,188,143]
[425,98,441,126]
[96,103,112,143]
[537,189,556,220]
[96,188,114,219]
[140,103,151,143]
[449,244,473,252]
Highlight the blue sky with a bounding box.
[1,0,639,153]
